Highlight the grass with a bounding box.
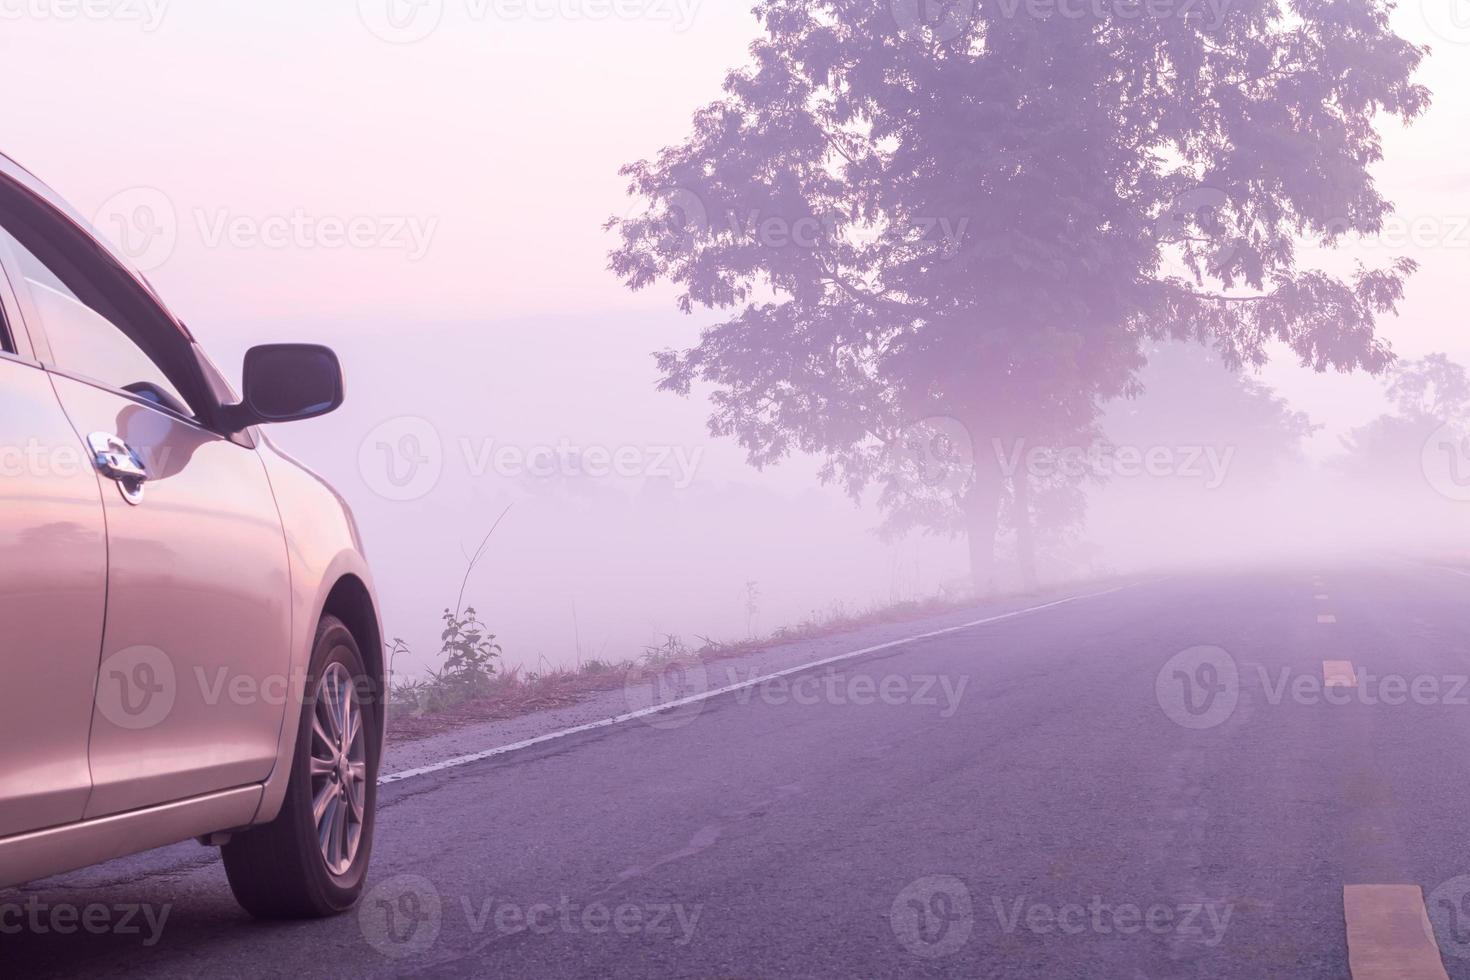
[384,583,1073,744]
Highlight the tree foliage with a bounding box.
[1337,353,1470,482]
[609,0,1428,585]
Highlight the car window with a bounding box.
[0,223,193,414]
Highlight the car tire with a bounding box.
[221,614,380,919]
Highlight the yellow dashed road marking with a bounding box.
[1323,660,1357,688]
[1344,885,1449,980]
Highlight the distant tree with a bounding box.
[1384,353,1470,423]
[609,0,1428,589]
[1336,353,1470,483]
[1107,342,1317,484]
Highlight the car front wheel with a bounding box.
[221,614,380,918]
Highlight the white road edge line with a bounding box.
[380,583,1137,785]
[1406,559,1470,577]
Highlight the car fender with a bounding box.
[250,436,385,825]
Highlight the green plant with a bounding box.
[436,606,502,696]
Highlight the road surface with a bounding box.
[7,563,1470,978]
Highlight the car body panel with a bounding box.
[47,373,294,818]
[0,357,107,838]
[249,435,385,825]
[0,786,261,889]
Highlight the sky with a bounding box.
[3,1,1467,669]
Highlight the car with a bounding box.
[0,152,385,919]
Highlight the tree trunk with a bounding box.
[1012,469,1037,590]
[963,450,1004,595]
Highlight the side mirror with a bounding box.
[221,344,344,431]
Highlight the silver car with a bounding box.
[0,152,385,918]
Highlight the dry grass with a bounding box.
[385,585,1066,745]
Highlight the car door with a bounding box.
[0,207,294,819]
[0,269,107,838]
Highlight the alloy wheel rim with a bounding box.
[310,662,368,876]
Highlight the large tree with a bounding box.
[609,0,1427,589]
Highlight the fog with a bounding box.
[5,3,1467,679]
[224,318,1470,678]
[241,314,971,675]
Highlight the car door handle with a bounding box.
[88,432,148,504]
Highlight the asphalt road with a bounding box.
[7,563,1470,978]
